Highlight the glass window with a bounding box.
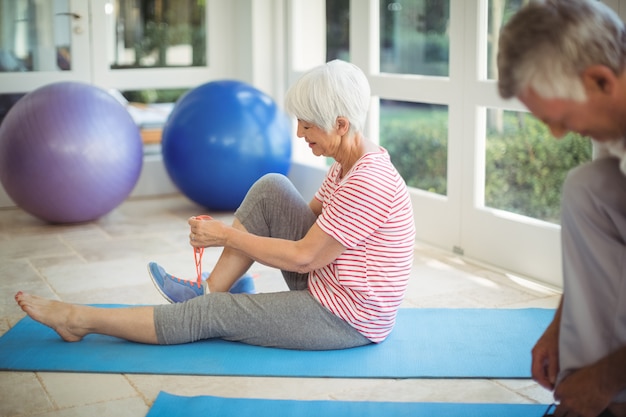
[326,0,350,62]
[484,109,592,223]
[106,0,206,69]
[486,0,528,79]
[380,0,449,76]
[0,0,73,72]
[380,100,448,195]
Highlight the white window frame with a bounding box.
[284,0,625,288]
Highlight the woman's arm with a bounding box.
[190,217,344,273]
[309,198,322,217]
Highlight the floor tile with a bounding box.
[0,372,54,416]
[38,373,138,409]
[30,397,148,417]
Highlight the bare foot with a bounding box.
[14,292,88,342]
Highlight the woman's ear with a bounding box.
[336,117,350,135]
[582,65,617,96]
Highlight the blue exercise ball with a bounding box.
[161,80,292,211]
[0,82,143,224]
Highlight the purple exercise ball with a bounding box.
[0,82,143,223]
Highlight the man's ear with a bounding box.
[336,117,350,135]
[582,65,617,96]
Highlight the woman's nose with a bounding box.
[296,124,305,138]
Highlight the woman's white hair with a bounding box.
[497,0,626,101]
[284,60,370,134]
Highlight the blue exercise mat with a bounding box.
[0,307,554,378]
[146,392,551,417]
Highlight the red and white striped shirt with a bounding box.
[309,148,415,343]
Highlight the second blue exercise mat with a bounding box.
[0,308,553,378]
[146,392,551,417]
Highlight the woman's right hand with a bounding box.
[188,215,227,249]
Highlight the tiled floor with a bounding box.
[0,193,560,417]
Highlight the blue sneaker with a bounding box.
[148,262,206,303]
[229,275,256,294]
[200,272,256,294]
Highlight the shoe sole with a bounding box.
[147,263,175,304]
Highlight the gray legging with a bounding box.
[153,173,371,350]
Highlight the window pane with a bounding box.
[107,0,206,69]
[484,109,592,223]
[380,100,448,195]
[0,0,72,72]
[487,0,528,79]
[326,0,350,62]
[380,0,449,76]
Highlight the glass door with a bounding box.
[317,0,610,288]
[322,0,462,251]
[0,0,92,93]
[0,0,216,103]
[374,0,459,251]
[90,0,217,91]
[459,0,596,288]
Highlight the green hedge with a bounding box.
[380,104,448,194]
[380,106,591,223]
[485,112,591,223]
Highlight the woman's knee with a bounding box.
[236,173,308,237]
[249,173,292,197]
[237,174,292,213]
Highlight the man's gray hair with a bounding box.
[497,0,626,101]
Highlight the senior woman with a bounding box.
[15,60,416,350]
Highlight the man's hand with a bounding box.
[532,301,562,390]
[531,321,560,390]
[554,346,626,417]
[553,364,613,417]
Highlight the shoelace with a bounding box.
[193,215,213,285]
[172,274,201,288]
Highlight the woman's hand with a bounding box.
[188,216,227,248]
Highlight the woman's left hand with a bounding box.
[188,216,227,248]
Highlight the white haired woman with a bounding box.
[16,60,416,351]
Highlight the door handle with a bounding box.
[56,12,81,20]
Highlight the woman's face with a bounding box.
[296,119,340,157]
